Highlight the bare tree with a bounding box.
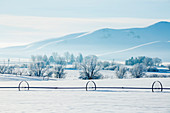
[79,55,103,80]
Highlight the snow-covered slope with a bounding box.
[0,21,170,61]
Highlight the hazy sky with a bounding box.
[0,0,170,48]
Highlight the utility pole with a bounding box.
[8,58,10,67]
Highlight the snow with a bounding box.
[0,74,45,81]
[97,41,160,56]
[0,72,170,113]
[1,88,170,113]
[36,40,65,50]
[36,31,92,50]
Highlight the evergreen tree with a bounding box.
[70,54,75,64]
[76,53,83,63]
[49,56,55,63]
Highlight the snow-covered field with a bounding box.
[0,72,170,113]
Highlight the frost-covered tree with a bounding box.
[0,65,14,74]
[43,55,48,62]
[5,66,14,74]
[130,63,147,78]
[70,54,75,64]
[168,65,170,70]
[12,67,28,76]
[115,65,128,79]
[64,52,70,63]
[53,65,65,78]
[101,61,110,69]
[125,56,160,67]
[110,59,116,66]
[28,62,45,77]
[20,64,28,68]
[125,57,135,65]
[52,52,58,61]
[56,57,66,65]
[0,65,6,74]
[147,66,159,72]
[37,55,43,61]
[79,55,103,80]
[41,65,51,77]
[42,55,50,65]
[31,55,36,62]
[153,57,162,66]
[51,56,66,78]
[13,67,22,76]
[49,56,55,63]
[72,62,80,69]
[76,53,83,63]
[143,57,154,67]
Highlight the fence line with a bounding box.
[0,80,170,92]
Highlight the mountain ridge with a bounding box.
[0,21,170,61]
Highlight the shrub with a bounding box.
[130,63,147,78]
[115,65,128,79]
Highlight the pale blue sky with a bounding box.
[0,0,170,18]
[0,0,170,47]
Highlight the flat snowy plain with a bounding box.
[0,71,170,113]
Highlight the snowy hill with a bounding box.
[0,21,170,61]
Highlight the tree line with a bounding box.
[31,52,83,65]
[125,56,162,66]
[0,53,169,80]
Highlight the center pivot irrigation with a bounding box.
[0,80,170,92]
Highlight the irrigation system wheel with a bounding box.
[152,81,163,92]
[86,81,97,91]
[18,81,30,91]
